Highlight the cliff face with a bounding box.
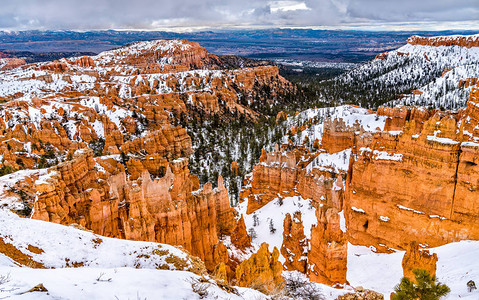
[241,145,343,214]
[345,94,479,250]
[32,149,235,271]
[376,106,433,133]
[407,35,479,48]
[241,147,302,214]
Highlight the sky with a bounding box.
[0,0,478,31]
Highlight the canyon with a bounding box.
[0,34,478,299]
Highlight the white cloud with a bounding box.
[269,1,311,13]
[0,0,477,31]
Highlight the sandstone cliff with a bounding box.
[32,149,235,271]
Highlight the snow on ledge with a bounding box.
[426,135,459,145]
[351,206,366,214]
[359,147,403,161]
[396,204,425,215]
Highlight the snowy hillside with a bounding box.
[318,34,479,110]
[0,209,267,299]
[348,241,479,300]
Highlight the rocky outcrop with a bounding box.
[40,60,69,72]
[74,56,96,68]
[459,78,478,88]
[0,58,26,71]
[402,241,437,281]
[407,35,479,48]
[231,215,252,250]
[281,212,308,273]
[32,150,235,271]
[321,116,362,153]
[231,161,240,177]
[235,243,283,293]
[240,144,344,214]
[345,112,479,250]
[241,146,301,213]
[308,206,347,285]
[337,287,384,300]
[377,106,432,132]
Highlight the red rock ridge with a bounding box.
[407,35,479,48]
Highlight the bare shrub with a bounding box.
[284,272,325,300]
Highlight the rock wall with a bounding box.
[345,105,479,250]
[32,150,235,271]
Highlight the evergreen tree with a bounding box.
[392,269,450,300]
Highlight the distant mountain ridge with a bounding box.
[0,29,477,63]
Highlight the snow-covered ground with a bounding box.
[237,195,317,264]
[0,209,267,299]
[348,241,479,300]
[306,149,352,174]
[0,265,266,300]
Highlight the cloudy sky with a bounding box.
[0,0,478,31]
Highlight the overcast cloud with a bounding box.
[0,0,477,31]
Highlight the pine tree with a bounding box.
[269,219,276,234]
[247,228,257,240]
[392,269,450,300]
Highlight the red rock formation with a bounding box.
[281,212,308,273]
[241,146,301,213]
[459,78,478,88]
[442,67,452,77]
[375,52,388,60]
[40,60,69,72]
[231,161,241,177]
[407,35,479,48]
[321,117,357,153]
[345,87,479,250]
[308,206,347,285]
[231,215,252,250]
[32,150,235,271]
[0,58,27,71]
[402,241,438,281]
[411,89,423,95]
[377,106,433,132]
[235,243,283,293]
[74,56,96,68]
